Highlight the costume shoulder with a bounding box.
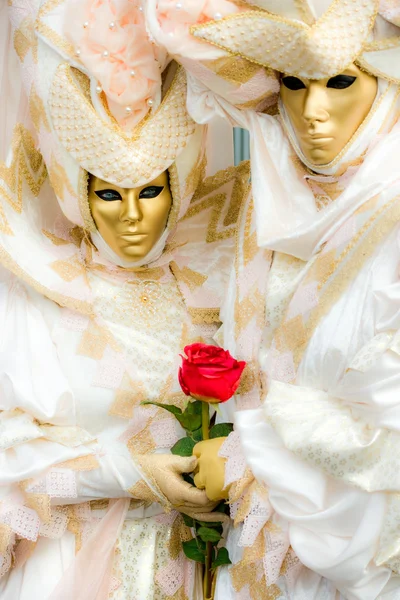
[188,159,251,243]
[170,161,251,326]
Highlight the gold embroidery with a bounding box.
[25,493,52,524]
[187,307,220,325]
[294,194,400,368]
[168,515,192,560]
[48,64,196,186]
[0,203,13,236]
[167,163,182,234]
[0,524,12,554]
[77,320,120,360]
[191,1,378,80]
[51,255,86,282]
[57,454,99,471]
[34,0,76,60]
[42,230,70,246]
[236,362,257,395]
[109,375,147,420]
[0,243,93,316]
[183,149,207,201]
[48,155,78,204]
[169,262,208,291]
[78,168,97,232]
[205,56,265,84]
[29,86,51,133]
[67,515,83,553]
[0,124,47,213]
[14,17,38,63]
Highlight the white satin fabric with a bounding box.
[236,218,400,599]
[0,263,196,599]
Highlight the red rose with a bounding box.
[178,343,246,403]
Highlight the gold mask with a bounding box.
[280,63,378,165]
[88,171,172,261]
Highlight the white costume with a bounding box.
[145,1,400,599]
[0,2,249,598]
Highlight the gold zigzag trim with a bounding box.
[0,124,47,213]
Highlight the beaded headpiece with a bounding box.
[190,0,400,82]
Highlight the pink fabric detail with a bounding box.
[150,0,240,61]
[155,510,179,526]
[46,468,77,499]
[323,215,357,253]
[283,548,303,592]
[229,499,241,521]
[49,498,130,600]
[380,1,400,25]
[73,502,92,521]
[64,0,167,130]
[92,347,125,390]
[39,510,68,539]
[219,431,247,487]
[118,405,158,443]
[183,556,195,597]
[8,0,36,29]
[270,350,296,383]
[238,493,273,548]
[263,529,290,586]
[108,577,121,593]
[11,506,41,541]
[60,308,90,333]
[150,417,180,449]
[25,477,47,494]
[287,282,319,320]
[236,585,252,600]
[155,552,184,596]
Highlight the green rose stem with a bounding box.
[200,400,214,600]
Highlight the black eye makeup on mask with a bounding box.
[139,186,164,199]
[95,189,122,201]
[326,75,357,89]
[282,74,357,91]
[282,76,306,90]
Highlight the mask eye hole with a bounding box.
[139,186,164,199]
[327,75,356,89]
[282,76,306,91]
[94,189,122,201]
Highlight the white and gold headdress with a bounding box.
[190,0,400,82]
[0,0,209,311]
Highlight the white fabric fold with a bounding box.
[235,408,394,600]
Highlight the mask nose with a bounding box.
[302,83,329,126]
[119,189,143,223]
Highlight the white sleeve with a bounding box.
[235,407,397,600]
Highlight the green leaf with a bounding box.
[171,437,196,457]
[191,427,203,442]
[182,514,195,528]
[141,401,183,418]
[197,526,222,543]
[212,547,232,569]
[182,539,206,563]
[214,501,229,515]
[180,401,203,432]
[195,521,223,533]
[209,423,234,439]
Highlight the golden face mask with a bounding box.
[280,63,378,165]
[88,171,172,262]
